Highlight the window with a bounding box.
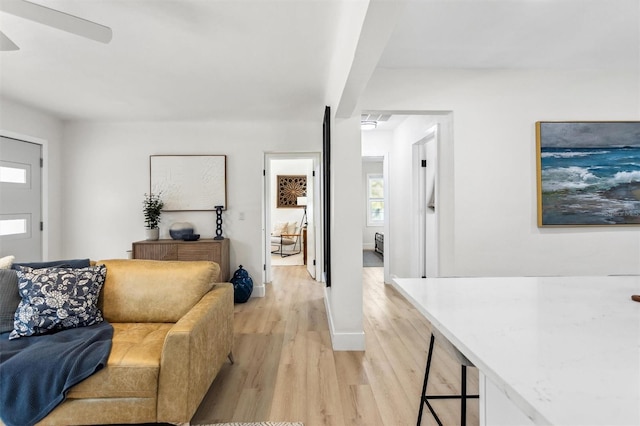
[0,163,28,185]
[0,215,30,238]
[367,174,384,226]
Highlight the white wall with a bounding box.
[361,159,383,249]
[0,98,64,260]
[362,68,640,276]
[325,114,364,350]
[61,120,320,285]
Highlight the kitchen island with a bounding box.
[393,276,640,426]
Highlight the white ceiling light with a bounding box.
[361,120,377,131]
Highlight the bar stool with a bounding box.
[417,329,479,426]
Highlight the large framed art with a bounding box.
[536,121,640,226]
[150,155,227,211]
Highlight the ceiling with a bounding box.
[0,0,638,122]
[379,0,639,70]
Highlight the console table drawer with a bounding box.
[132,238,230,281]
[177,243,221,261]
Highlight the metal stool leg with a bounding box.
[461,365,467,426]
[417,333,435,425]
[417,332,479,426]
[418,333,443,426]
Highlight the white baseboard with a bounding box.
[323,287,365,351]
[330,330,366,351]
[251,282,266,298]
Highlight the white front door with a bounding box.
[0,136,42,261]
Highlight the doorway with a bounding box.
[263,153,321,284]
[361,111,451,281]
[0,136,43,261]
[362,156,384,268]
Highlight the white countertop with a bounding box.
[393,276,640,426]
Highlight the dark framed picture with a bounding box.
[277,175,307,208]
[536,121,640,226]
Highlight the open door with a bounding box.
[412,125,439,278]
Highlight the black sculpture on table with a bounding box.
[214,205,224,240]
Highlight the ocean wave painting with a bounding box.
[536,122,640,226]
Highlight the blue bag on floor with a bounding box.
[230,265,253,303]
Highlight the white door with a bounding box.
[412,125,439,278]
[0,137,42,261]
[414,141,428,278]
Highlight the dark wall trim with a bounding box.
[322,106,331,287]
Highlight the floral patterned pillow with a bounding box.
[9,265,106,340]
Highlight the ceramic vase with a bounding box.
[145,228,159,241]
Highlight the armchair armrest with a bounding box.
[156,283,234,423]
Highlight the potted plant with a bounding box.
[143,192,164,240]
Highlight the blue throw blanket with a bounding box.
[0,322,113,426]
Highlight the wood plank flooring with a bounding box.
[191,266,478,426]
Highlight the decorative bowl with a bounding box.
[169,222,195,240]
[182,234,200,241]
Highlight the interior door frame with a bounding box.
[0,129,48,260]
[263,152,322,285]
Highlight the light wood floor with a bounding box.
[191,266,479,426]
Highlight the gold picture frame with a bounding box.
[536,121,640,226]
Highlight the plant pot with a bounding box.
[145,228,159,241]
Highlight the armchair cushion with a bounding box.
[270,235,297,245]
[271,221,289,236]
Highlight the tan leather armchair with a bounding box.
[35,259,234,425]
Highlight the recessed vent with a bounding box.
[361,113,392,122]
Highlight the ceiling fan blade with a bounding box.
[0,0,112,43]
[0,30,19,50]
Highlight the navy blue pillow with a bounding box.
[10,265,106,339]
[12,258,90,270]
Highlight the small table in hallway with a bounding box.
[302,227,307,265]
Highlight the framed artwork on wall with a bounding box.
[536,121,640,226]
[150,155,227,211]
[277,175,307,208]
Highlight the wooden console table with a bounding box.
[132,238,230,282]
